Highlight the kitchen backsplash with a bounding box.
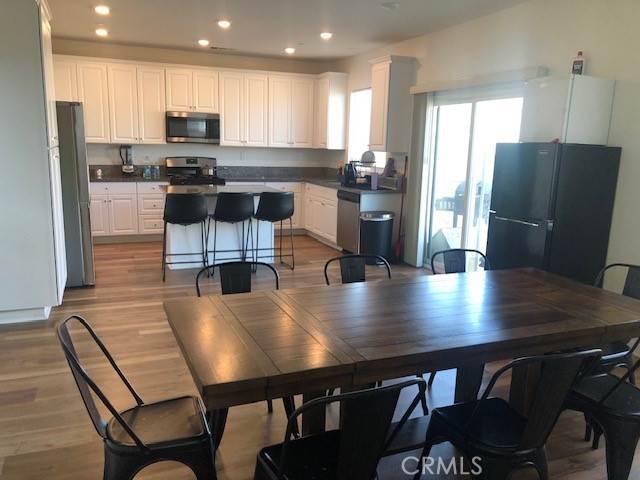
[87,143,345,168]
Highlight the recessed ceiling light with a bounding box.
[95,26,109,37]
[381,2,399,10]
[94,5,110,15]
[320,32,333,40]
[217,20,231,29]
[198,39,210,47]
[285,47,295,54]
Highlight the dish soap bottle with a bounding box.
[571,51,586,75]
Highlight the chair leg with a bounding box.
[103,446,142,480]
[201,221,207,268]
[427,371,436,387]
[289,217,295,269]
[598,417,640,480]
[162,222,167,281]
[625,352,637,385]
[212,220,217,268]
[266,399,273,413]
[176,440,218,480]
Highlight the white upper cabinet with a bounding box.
[314,72,348,150]
[368,56,414,153]
[219,72,244,145]
[137,67,166,144]
[77,62,111,143]
[291,77,314,147]
[269,75,314,148]
[108,65,139,143]
[220,72,268,147]
[166,68,218,112]
[165,69,192,111]
[193,70,218,112]
[269,76,292,147]
[53,60,78,102]
[108,65,166,144]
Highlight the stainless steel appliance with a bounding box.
[56,101,95,287]
[487,142,621,285]
[337,190,361,253]
[166,157,226,185]
[166,111,220,144]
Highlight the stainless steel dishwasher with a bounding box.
[337,189,360,253]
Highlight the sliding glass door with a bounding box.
[426,95,523,270]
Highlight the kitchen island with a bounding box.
[160,185,282,268]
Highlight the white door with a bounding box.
[245,74,268,147]
[53,60,78,102]
[108,194,138,235]
[166,69,193,111]
[108,65,139,144]
[311,197,324,236]
[193,70,218,112]
[48,147,67,301]
[219,72,244,146]
[77,62,111,142]
[369,62,390,151]
[137,67,166,144]
[291,193,301,228]
[90,195,109,236]
[291,77,314,147]
[40,14,58,149]
[269,76,292,147]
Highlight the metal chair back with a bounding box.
[594,263,640,299]
[324,254,391,285]
[430,248,489,274]
[195,261,279,296]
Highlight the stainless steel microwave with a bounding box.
[166,111,220,144]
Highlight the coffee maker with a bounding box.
[119,145,134,174]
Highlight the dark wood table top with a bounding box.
[164,268,640,410]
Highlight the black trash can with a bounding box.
[359,211,394,265]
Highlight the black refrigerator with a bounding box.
[486,142,620,285]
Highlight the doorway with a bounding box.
[425,96,523,270]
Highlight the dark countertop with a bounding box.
[90,175,399,194]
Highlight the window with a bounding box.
[347,89,371,162]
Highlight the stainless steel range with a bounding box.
[165,157,226,185]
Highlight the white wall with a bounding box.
[335,0,640,269]
[87,144,344,168]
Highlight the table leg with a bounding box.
[301,391,326,436]
[509,363,542,416]
[454,364,485,403]
[206,408,229,450]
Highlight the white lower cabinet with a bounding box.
[89,183,138,236]
[137,182,167,234]
[303,183,337,243]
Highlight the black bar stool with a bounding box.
[253,191,295,270]
[207,192,255,266]
[162,194,208,282]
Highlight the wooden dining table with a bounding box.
[163,268,640,443]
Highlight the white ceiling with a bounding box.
[48,0,530,61]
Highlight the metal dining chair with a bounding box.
[195,261,298,438]
[580,263,640,448]
[56,315,217,480]
[566,356,640,480]
[413,349,601,480]
[254,379,426,480]
[323,253,391,285]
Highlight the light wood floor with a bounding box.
[0,236,638,479]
